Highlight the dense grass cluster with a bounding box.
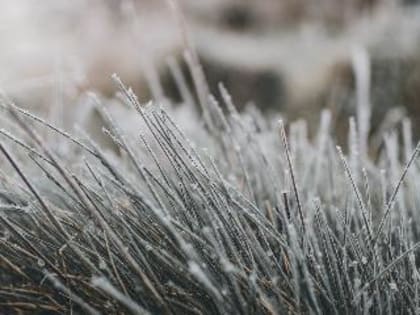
[0,70,420,314]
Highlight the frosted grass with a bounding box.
[0,71,420,314]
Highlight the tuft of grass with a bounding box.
[1,71,420,315]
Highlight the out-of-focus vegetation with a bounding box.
[1,0,420,143]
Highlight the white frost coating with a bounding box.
[189,261,223,302]
[92,276,150,315]
[352,46,371,160]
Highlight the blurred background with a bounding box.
[1,0,420,144]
